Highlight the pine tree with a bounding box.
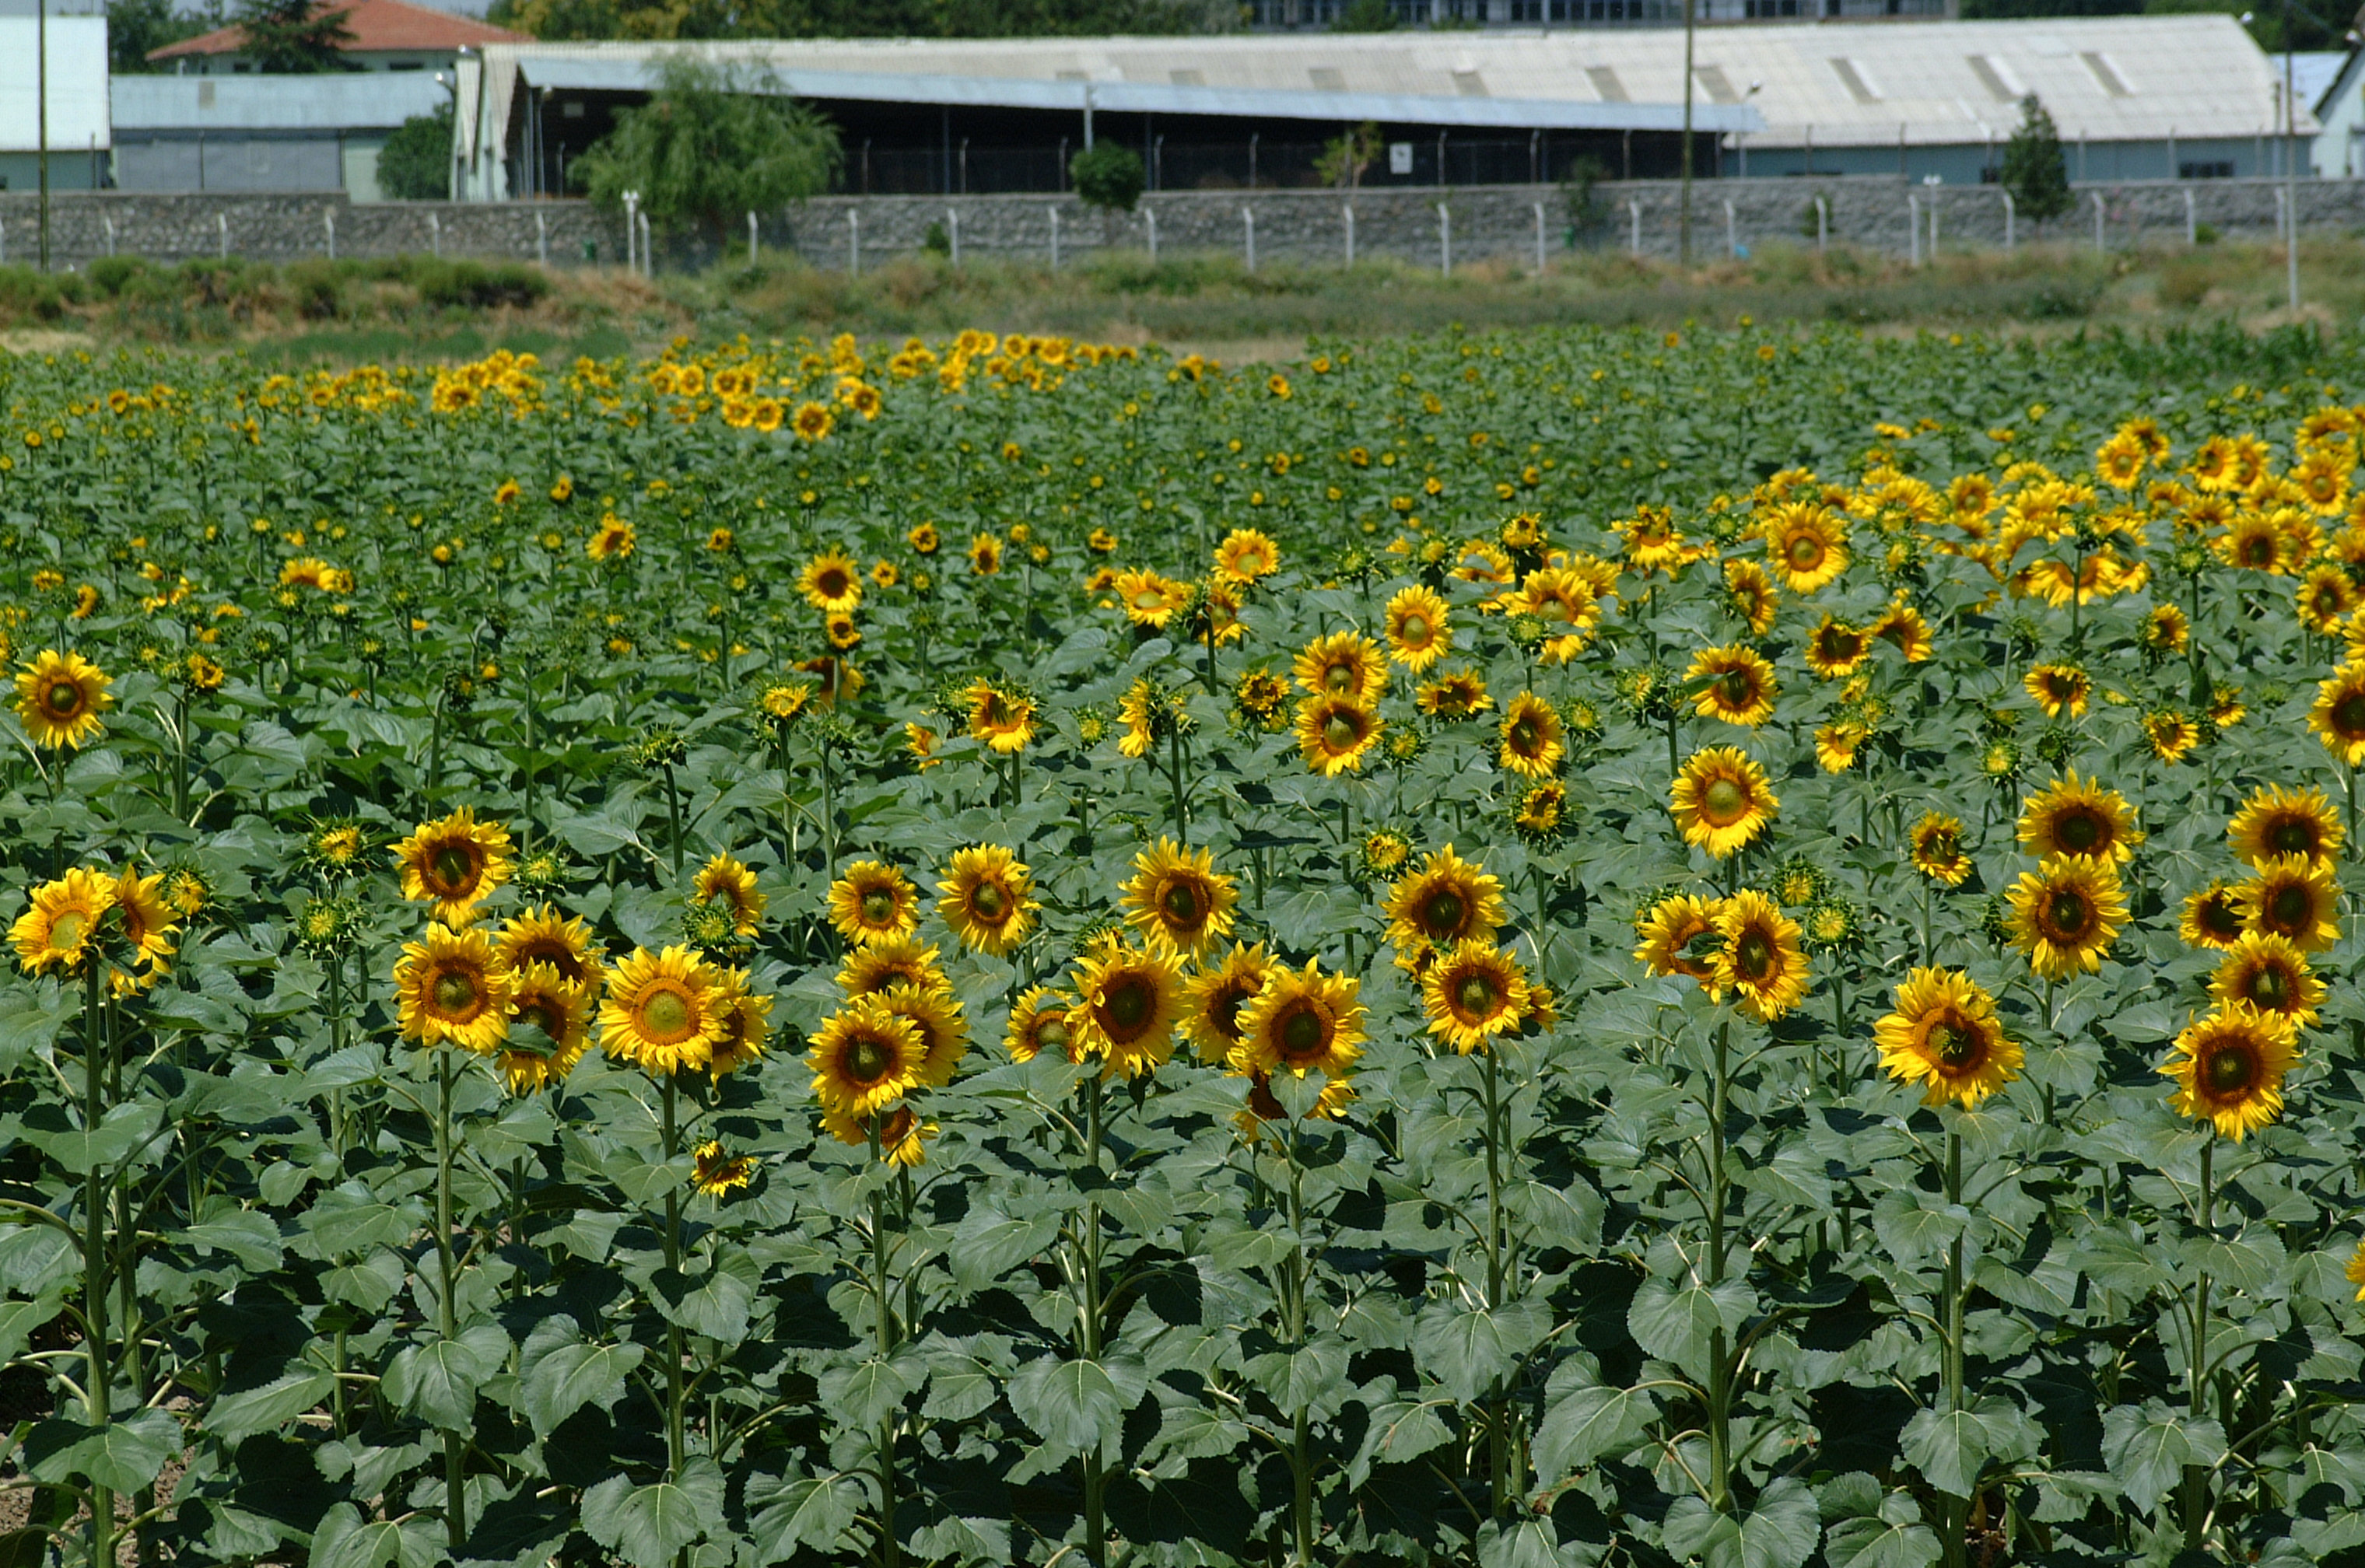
[1999,93,2072,226]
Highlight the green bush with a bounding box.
[1069,142,1147,215]
[408,257,551,310]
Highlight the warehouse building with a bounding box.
[451,13,2304,203]
[0,4,111,193]
[110,73,451,200]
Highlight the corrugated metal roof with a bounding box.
[0,18,109,152]
[470,14,2301,154]
[111,72,451,131]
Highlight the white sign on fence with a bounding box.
[1389,142,1414,176]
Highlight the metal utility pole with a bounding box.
[2284,14,2300,313]
[1679,0,1694,264]
[37,0,47,271]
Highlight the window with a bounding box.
[1966,54,2017,103]
[2080,51,2132,97]
[2180,159,2234,179]
[1828,57,1881,103]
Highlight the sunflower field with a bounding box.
[5,320,2365,1568]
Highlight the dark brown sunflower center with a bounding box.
[2056,811,2104,854]
[1923,831,1958,861]
[2336,694,2365,737]
[519,1000,560,1038]
[1930,1018,1978,1069]
[433,969,481,1014]
[970,883,1008,920]
[2046,891,2091,937]
[1718,671,1754,707]
[2202,898,2243,937]
[1323,714,1361,750]
[2269,821,2316,856]
[1734,929,1775,982]
[1212,986,1251,1041]
[1456,972,1500,1017]
[2205,1043,2256,1094]
[1162,883,1203,926]
[1702,778,1749,826]
[818,569,849,597]
[1512,718,1539,750]
[2241,537,2274,566]
[861,889,896,925]
[847,1034,892,1083]
[44,681,82,716]
[431,845,476,891]
[1104,978,1154,1037]
[1423,891,1466,936]
[2249,964,2291,1008]
[1279,1005,1327,1060]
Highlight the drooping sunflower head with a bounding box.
[1686,643,1779,728]
[2308,659,2365,766]
[2299,564,2358,634]
[1382,585,1452,672]
[1722,558,1779,634]
[2228,784,2343,869]
[797,549,864,614]
[2179,880,2249,950]
[1121,837,1239,957]
[1420,940,1530,1055]
[394,922,517,1055]
[836,933,947,998]
[935,844,1036,956]
[1235,959,1367,1080]
[1007,985,1088,1066]
[691,1139,758,1198]
[879,981,969,1088]
[691,852,766,939]
[12,649,113,751]
[1670,747,1780,860]
[705,969,774,1076]
[1869,602,1933,662]
[2016,771,2143,865]
[828,860,920,947]
[107,868,179,992]
[2144,709,2202,764]
[1909,812,1972,886]
[1634,893,1726,982]
[1295,695,1382,778]
[1803,615,1868,681]
[9,866,119,978]
[2023,662,2091,720]
[1181,943,1275,1065]
[2238,855,2342,953]
[2158,1003,2300,1143]
[597,945,726,1077]
[500,963,593,1094]
[2209,931,2325,1029]
[496,904,606,988]
[1512,780,1570,842]
[1498,691,1566,779]
[1382,845,1506,957]
[1707,890,1809,1023]
[1073,939,1183,1082]
[1417,667,1492,721]
[2006,855,2129,980]
[807,994,923,1118]
[964,680,1037,754]
[1873,966,2023,1111]
[394,806,515,926]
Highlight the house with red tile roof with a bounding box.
[149,0,527,76]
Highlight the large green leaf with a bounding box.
[518,1316,646,1437]
[1414,1297,1551,1403]
[308,1506,444,1568]
[208,1367,337,1444]
[1007,1353,1148,1460]
[1627,1275,1755,1374]
[23,1409,181,1491]
[651,1250,760,1343]
[382,1324,506,1431]
[581,1459,725,1568]
[746,1471,866,1563]
[1660,1478,1820,1568]
[2099,1402,2226,1514]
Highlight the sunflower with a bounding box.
[1235,959,1368,1080]
[393,922,517,1055]
[1382,585,1452,672]
[807,995,924,1118]
[1723,558,1779,634]
[500,964,593,1094]
[1873,967,2022,1110]
[10,866,117,977]
[2229,784,2343,867]
[879,982,968,1087]
[2209,931,2324,1030]
[2144,709,2202,764]
[1295,695,1382,776]
[496,905,605,988]
[964,680,1036,754]
[827,861,920,947]
[1686,644,1778,727]
[2158,1003,2299,1142]
[1670,747,1779,859]
[1236,1070,1358,1131]
[2016,771,2143,865]
[13,649,112,750]
[1417,668,1492,720]
[837,933,947,997]
[1909,812,1972,886]
[1214,528,1281,582]
[394,806,514,926]
[1382,845,1507,956]
[1815,721,1869,775]
[2006,856,2128,979]
[2237,855,2341,952]
[691,853,766,938]
[2299,564,2358,635]
[1498,691,1565,778]
[1512,567,1602,663]
[1803,615,1869,680]
[1869,601,1934,662]
[691,1140,758,1197]
[1181,943,1275,1065]
[2023,662,2091,720]
[107,867,178,992]
[1072,939,1184,1080]
[1420,940,1530,1054]
[2180,880,2249,950]
[797,550,863,614]
[1762,502,1850,593]
[936,845,1036,955]
[1706,891,1809,1021]
[2215,511,2289,572]
[1513,780,1569,842]
[1113,569,1190,627]
[2349,1238,2365,1302]
[599,945,726,1076]
[1121,838,1239,957]
[1007,986,1087,1065]
[706,969,773,1076]
[821,1102,937,1166]
[1294,632,1387,702]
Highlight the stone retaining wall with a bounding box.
[0,192,623,270]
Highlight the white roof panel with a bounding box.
[110,72,452,132]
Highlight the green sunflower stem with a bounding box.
[1941,1129,1968,1568]
[1483,1042,1514,1521]
[868,1122,902,1568]
[426,698,444,813]
[1167,721,1188,845]
[2181,1138,2214,1554]
[1705,1017,1733,1514]
[435,1047,467,1551]
[1283,1118,1314,1568]
[662,1074,687,1474]
[1081,1072,1108,1567]
[660,761,685,882]
[80,959,113,1568]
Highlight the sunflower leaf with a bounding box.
[207,1367,337,1445]
[1414,1297,1552,1404]
[1627,1275,1755,1376]
[650,1249,759,1343]
[1534,1382,1657,1481]
[519,1315,646,1437]
[308,1504,445,1568]
[745,1471,867,1563]
[1007,1352,1149,1461]
[948,1200,1059,1291]
[1661,1477,1820,1568]
[580,1458,724,1568]
[2100,1402,2226,1514]
[23,1409,182,1492]
[381,1324,505,1430]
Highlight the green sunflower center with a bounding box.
[2047,890,2090,937]
[643,989,693,1041]
[44,681,82,716]
[431,845,476,891]
[2269,820,2316,856]
[2249,963,2291,1009]
[847,1034,892,1083]
[970,882,1008,921]
[2205,1043,2256,1094]
[1161,882,1203,927]
[1323,714,1361,751]
[2055,811,2103,854]
[1512,718,1539,751]
[1734,929,1775,983]
[1104,978,1153,1035]
[861,888,896,926]
[1279,1005,1327,1060]
[1787,534,1823,569]
[1035,1017,1070,1055]
[2269,884,2311,928]
[1323,663,1358,695]
[1717,670,1754,708]
[2337,693,2365,737]
[433,968,481,1015]
[49,911,86,950]
[1423,890,1466,938]
[518,1000,559,1039]
[1702,778,1749,825]
[1399,614,1431,646]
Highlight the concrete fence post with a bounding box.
[622,192,637,272]
[637,212,651,277]
[1343,204,1354,267]
[1437,202,1451,276]
[2183,186,2196,246]
[849,209,860,275]
[2092,191,2104,254]
[217,212,228,260]
[1533,200,1547,271]
[745,210,755,265]
[948,208,961,268]
[538,212,549,266]
[1908,193,1921,265]
[1814,195,1827,252]
[1144,205,1156,263]
[1929,199,1938,258]
[2275,185,2288,243]
[1723,198,1736,259]
[1241,206,1253,273]
[428,212,441,258]
[1628,198,1641,257]
[324,208,336,261]
[2001,190,2014,250]
[1049,206,1060,270]
[102,215,114,258]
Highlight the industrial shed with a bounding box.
[0,9,110,193]
[110,73,452,200]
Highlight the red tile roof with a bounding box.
[149,0,529,61]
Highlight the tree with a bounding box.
[377,103,453,201]
[1314,121,1381,190]
[1070,142,1145,214]
[109,0,208,72]
[232,0,356,72]
[492,0,1226,40]
[1332,0,1396,29]
[575,55,840,249]
[1999,93,2072,226]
